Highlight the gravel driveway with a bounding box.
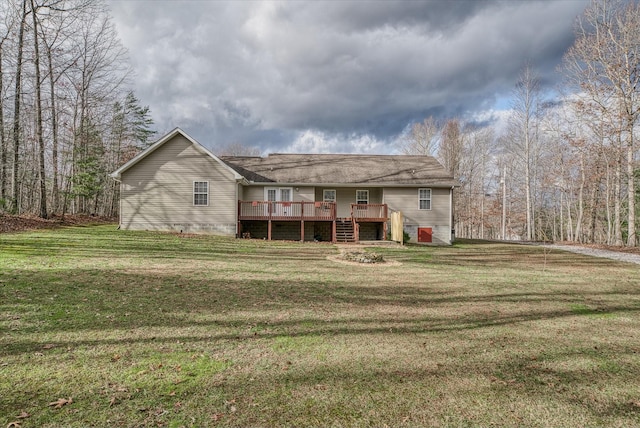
[544,244,640,265]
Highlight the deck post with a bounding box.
[332,220,337,243]
[268,220,272,240]
[354,221,359,243]
[383,221,388,241]
[300,220,305,242]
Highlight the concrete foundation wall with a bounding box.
[401,224,451,245]
[358,223,384,241]
[240,221,335,242]
[124,222,237,235]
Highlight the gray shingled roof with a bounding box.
[221,154,459,187]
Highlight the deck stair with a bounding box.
[336,219,355,243]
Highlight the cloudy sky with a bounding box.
[108,0,589,154]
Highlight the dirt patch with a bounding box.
[0,214,115,234]
[327,255,401,266]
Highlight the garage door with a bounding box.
[418,227,432,243]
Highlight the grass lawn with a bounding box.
[2,225,640,427]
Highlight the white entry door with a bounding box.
[265,187,293,216]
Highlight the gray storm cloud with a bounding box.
[110,0,588,153]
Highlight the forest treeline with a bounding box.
[0,0,154,219]
[403,0,640,246]
[1,0,639,247]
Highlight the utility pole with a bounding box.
[501,166,507,240]
[559,188,564,242]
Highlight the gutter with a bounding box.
[243,181,459,188]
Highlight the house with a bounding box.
[111,128,459,244]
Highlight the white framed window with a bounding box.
[419,188,432,210]
[323,189,336,203]
[280,188,291,203]
[193,181,209,206]
[356,190,369,205]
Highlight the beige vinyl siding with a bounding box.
[383,187,452,244]
[243,186,264,201]
[294,187,315,202]
[244,186,315,202]
[314,187,382,218]
[119,134,238,235]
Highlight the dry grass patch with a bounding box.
[1,228,640,427]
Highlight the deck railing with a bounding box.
[238,201,336,221]
[351,203,388,221]
[238,201,388,222]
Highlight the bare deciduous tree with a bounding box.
[10,0,28,214]
[563,0,640,246]
[217,141,262,157]
[400,117,440,156]
[0,0,153,217]
[506,64,542,241]
[0,3,13,207]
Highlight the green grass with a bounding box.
[2,226,640,427]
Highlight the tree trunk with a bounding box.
[614,139,623,246]
[589,162,601,243]
[46,37,60,214]
[31,0,47,219]
[626,124,636,246]
[605,165,612,244]
[0,43,6,204]
[566,188,573,242]
[11,0,27,214]
[574,153,585,242]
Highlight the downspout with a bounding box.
[235,180,240,238]
[235,178,249,238]
[450,186,454,244]
[119,181,122,228]
[110,174,122,229]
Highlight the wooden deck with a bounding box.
[238,201,388,242]
[238,201,337,221]
[238,201,389,222]
[351,203,388,222]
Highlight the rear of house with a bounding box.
[223,153,458,244]
[112,129,459,244]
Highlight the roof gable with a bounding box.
[111,128,244,181]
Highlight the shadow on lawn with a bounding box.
[0,228,332,261]
[5,303,640,356]
[2,267,640,355]
[3,228,622,267]
[2,229,639,357]
[378,244,622,269]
